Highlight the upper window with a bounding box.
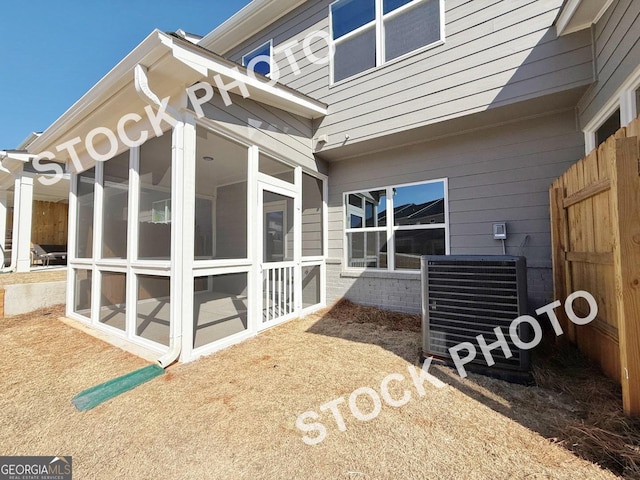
[242,41,272,77]
[330,0,444,83]
[344,179,448,271]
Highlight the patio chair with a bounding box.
[31,243,67,267]
[31,244,55,266]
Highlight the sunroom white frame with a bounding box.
[66,116,329,363]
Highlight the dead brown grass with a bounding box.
[532,344,640,479]
[0,268,67,287]
[0,301,622,480]
[323,298,422,332]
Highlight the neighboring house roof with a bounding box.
[391,199,445,226]
[199,0,307,54]
[28,29,327,164]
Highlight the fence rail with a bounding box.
[550,117,640,415]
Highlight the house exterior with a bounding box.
[0,134,70,272]
[23,0,640,364]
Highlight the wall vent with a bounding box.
[421,255,529,372]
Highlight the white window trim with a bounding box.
[242,39,274,78]
[583,63,640,154]
[329,0,445,85]
[343,178,450,272]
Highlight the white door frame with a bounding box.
[257,180,300,331]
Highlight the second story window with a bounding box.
[242,40,272,77]
[330,0,444,83]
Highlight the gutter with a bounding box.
[133,64,182,369]
[28,30,168,156]
[198,0,307,54]
[0,152,14,175]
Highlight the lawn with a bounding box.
[0,302,631,479]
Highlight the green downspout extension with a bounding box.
[72,364,165,411]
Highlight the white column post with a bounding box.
[0,190,7,265]
[15,174,34,273]
[294,167,303,313]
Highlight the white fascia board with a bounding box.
[199,0,307,55]
[17,132,41,150]
[0,152,32,163]
[29,28,326,159]
[169,39,328,118]
[556,0,614,36]
[28,30,170,155]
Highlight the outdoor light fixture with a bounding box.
[202,156,215,162]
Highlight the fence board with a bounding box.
[610,136,640,415]
[550,123,640,415]
[31,201,68,246]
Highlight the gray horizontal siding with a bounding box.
[326,109,584,269]
[226,0,592,151]
[578,0,640,126]
[195,92,321,172]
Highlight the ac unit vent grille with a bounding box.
[421,255,529,372]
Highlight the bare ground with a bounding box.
[0,302,628,480]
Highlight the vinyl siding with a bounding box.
[578,0,640,126]
[324,109,583,309]
[195,92,323,173]
[226,0,593,151]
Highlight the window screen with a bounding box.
[385,0,441,61]
[334,27,377,82]
[331,0,443,83]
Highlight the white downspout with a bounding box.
[134,64,183,368]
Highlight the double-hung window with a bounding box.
[242,40,272,77]
[344,179,448,271]
[331,0,444,83]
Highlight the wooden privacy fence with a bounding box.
[31,200,68,246]
[550,117,640,415]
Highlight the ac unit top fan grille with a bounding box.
[421,255,529,372]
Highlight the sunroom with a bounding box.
[27,31,328,363]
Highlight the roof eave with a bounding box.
[198,0,307,54]
[28,29,169,155]
[29,29,326,156]
[556,0,614,36]
[170,34,327,118]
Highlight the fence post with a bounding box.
[610,136,640,415]
[549,185,573,342]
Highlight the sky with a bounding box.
[0,0,251,149]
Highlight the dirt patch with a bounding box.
[0,303,623,479]
[0,269,67,287]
